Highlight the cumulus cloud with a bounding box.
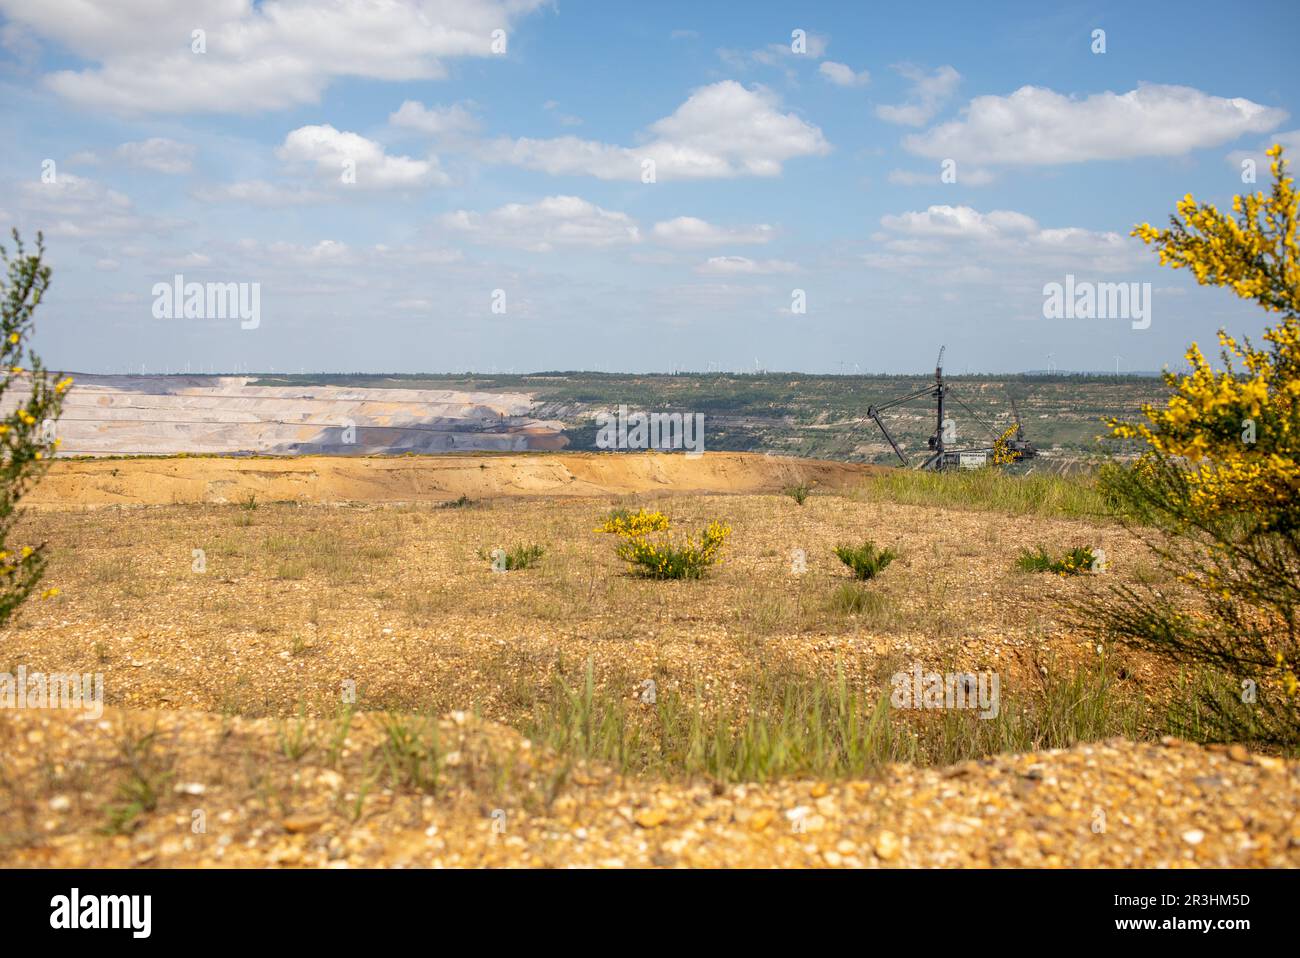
[276,124,448,189]
[696,255,797,275]
[718,32,830,74]
[193,179,330,207]
[1226,129,1300,175]
[115,137,197,174]
[880,206,1037,238]
[488,81,829,180]
[159,251,212,269]
[875,65,960,126]
[440,195,640,252]
[819,61,869,87]
[904,84,1287,165]
[261,239,353,266]
[868,204,1139,277]
[887,166,995,186]
[0,0,547,115]
[389,100,481,139]
[650,217,774,247]
[11,173,180,237]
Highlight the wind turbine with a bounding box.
[1114,355,1122,376]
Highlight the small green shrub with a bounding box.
[481,543,546,571]
[784,482,812,506]
[1016,544,1098,576]
[834,541,897,580]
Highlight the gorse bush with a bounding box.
[596,508,671,537]
[597,507,730,580]
[834,541,896,580]
[616,520,730,580]
[1017,545,1099,576]
[0,230,70,626]
[1085,145,1300,747]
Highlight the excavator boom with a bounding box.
[867,405,909,465]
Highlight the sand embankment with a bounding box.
[27,451,881,508]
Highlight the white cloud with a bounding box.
[696,255,796,275]
[718,33,830,74]
[880,206,1037,238]
[651,217,774,247]
[875,65,960,126]
[389,100,481,139]
[819,61,869,87]
[440,195,641,252]
[262,239,353,266]
[115,137,197,174]
[541,99,582,127]
[887,166,995,186]
[194,179,330,207]
[276,124,448,189]
[1,0,547,115]
[869,204,1139,277]
[905,84,1287,165]
[1226,129,1300,175]
[159,251,212,269]
[11,173,179,237]
[369,244,463,266]
[488,81,829,180]
[195,238,462,272]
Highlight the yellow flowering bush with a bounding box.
[990,424,1021,466]
[1016,545,1098,576]
[0,230,68,625]
[1117,145,1299,527]
[1089,147,1299,745]
[602,508,730,580]
[595,508,671,537]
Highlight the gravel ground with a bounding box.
[1,491,1156,725]
[3,464,1287,869]
[2,707,1296,868]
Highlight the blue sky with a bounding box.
[1,0,1297,375]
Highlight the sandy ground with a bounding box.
[1,452,1295,868]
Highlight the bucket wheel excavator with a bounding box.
[865,346,1037,471]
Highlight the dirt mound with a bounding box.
[28,452,880,508]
